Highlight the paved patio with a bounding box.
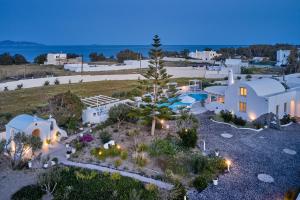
[189,113,300,200]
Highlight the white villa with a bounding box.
[5,114,67,144]
[44,53,67,65]
[189,50,220,60]
[276,49,291,66]
[81,95,133,124]
[205,71,300,121]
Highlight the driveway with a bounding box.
[189,114,300,200]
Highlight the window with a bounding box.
[284,102,287,113]
[240,87,247,96]
[239,102,247,112]
[276,105,279,116]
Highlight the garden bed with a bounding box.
[69,120,227,190]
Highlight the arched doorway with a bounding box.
[32,129,41,137]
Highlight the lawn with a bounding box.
[0,77,205,116]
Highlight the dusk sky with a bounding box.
[0,0,299,45]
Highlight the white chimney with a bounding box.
[228,69,235,85]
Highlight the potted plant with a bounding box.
[215,149,220,157]
[42,156,50,168]
[213,176,219,186]
[51,157,58,166]
[66,150,72,159]
[28,160,32,168]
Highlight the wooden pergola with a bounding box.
[81,95,120,108]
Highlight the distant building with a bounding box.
[224,59,248,73]
[276,50,291,66]
[44,53,67,65]
[189,50,220,60]
[44,53,82,65]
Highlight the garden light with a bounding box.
[99,151,102,155]
[116,144,121,150]
[226,159,231,172]
[160,119,164,124]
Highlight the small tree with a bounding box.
[175,110,199,132]
[38,167,62,197]
[143,35,172,136]
[108,104,131,129]
[6,132,42,169]
[178,128,198,148]
[169,181,187,200]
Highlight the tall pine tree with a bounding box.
[144,35,172,136]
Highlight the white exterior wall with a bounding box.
[189,50,219,60]
[45,53,67,65]
[225,83,268,121]
[276,50,291,66]
[5,118,66,143]
[267,91,296,118]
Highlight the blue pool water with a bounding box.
[159,93,208,111]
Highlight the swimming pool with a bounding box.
[159,93,208,111]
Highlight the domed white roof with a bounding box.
[244,78,285,96]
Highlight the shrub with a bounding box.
[233,115,246,126]
[178,128,198,148]
[120,151,128,160]
[99,130,112,144]
[149,139,178,156]
[169,181,187,200]
[193,175,208,191]
[91,146,122,160]
[137,143,149,152]
[245,74,252,80]
[44,80,50,86]
[134,155,148,167]
[54,78,60,85]
[79,134,94,143]
[114,159,122,167]
[252,121,263,129]
[16,83,23,90]
[11,185,45,200]
[145,184,158,192]
[110,172,121,181]
[280,114,292,125]
[220,110,233,122]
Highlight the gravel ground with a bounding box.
[189,113,300,200]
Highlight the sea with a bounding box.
[0,45,245,62]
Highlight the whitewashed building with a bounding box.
[44,53,67,65]
[5,114,67,143]
[225,59,248,73]
[81,95,133,124]
[189,50,220,60]
[276,50,291,66]
[205,71,300,121]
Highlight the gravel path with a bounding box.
[189,113,300,200]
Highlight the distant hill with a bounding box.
[0,40,44,46]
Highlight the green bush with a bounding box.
[177,128,198,148]
[99,130,112,144]
[149,139,178,157]
[280,114,294,125]
[137,143,149,152]
[114,159,123,167]
[91,146,122,160]
[120,151,128,160]
[220,110,233,122]
[233,115,246,126]
[193,175,208,191]
[52,167,158,200]
[11,185,45,200]
[134,155,148,167]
